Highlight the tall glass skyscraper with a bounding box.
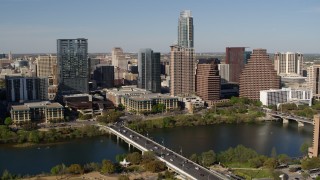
[178,10,194,48]
[138,48,161,93]
[57,38,89,94]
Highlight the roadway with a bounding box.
[108,123,227,180]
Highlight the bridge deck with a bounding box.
[267,111,313,125]
[98,124,227,180]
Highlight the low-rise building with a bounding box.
[10,101,64,123]
[105,86,152,106]
[122,94,178,113]
[179,96,205,113]
[260,88,312,107]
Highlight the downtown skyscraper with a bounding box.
[57,38,89,94]
[178,10,194,48]
[170,10,195,96]
[138,49,161,93]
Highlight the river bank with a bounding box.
[22,171,158,180]
[127,108,268,133]
[0,125,105,147]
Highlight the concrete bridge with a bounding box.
[266,111,313,127]
[97,123,228,180]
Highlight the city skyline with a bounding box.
[0,0,320,53]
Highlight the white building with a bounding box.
[179,96,205,113]
[112,47,127,71]
[218,64,229,84]
[274,52,303,77]
[260,88,312,107]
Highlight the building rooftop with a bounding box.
[106,86,152,96]
[11,101,64,111]
[126,93,177,101]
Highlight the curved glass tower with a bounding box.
[178,10,193,48]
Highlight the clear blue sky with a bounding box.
[0,0,319,53]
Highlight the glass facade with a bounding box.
[178,10,193,48]
[57,38,89,94]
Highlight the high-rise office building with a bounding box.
[178,10,194,48]
[274,52,303,77]
[307,65,320,100]
[225,47,251,83]
[138,49,161,93]
[112,47,127,71]
[93,65,115,89]
[5,76,48,102]
[57,38,89,94]
[239,49,280,100]
[196,59,220,102]
[170,45,195,96]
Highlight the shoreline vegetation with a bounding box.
[0,125,105,147]
[2,145,320,180]
[128,98,267,133]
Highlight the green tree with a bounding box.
[162,116,175,128]
[117,103,125,111]
[28,131,40,143]
[4,117,12,126]
[201,150,216,166]
[301,157,320,170]
[189,153,198,163]
[101,159,115,174]
[116,154,127,162]
[300,142,310,156]
[126,152,142,165]
[67,164,84,174]
[145,160,166,173]
[277,154,291,164]
[248,155,267,168]
[83,162,101,172]
[142,151,155,164]
[50,164,66,175]
[1,169,13,180]
[264,158,277,169]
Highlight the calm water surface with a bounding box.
[0,122,313,175]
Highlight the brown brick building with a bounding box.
[196,59,221,102]
[170,45,195,96]
[239,49,280,100]
[226,47,251,83]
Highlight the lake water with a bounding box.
[0,121,313,175]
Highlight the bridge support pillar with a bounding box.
[298,122,304,127]
[128,143,131,150]
[283,118,289,124]
[117,136,119,144]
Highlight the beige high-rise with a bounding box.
[274,52,303,77]
[170,45,195,96]
[36,55,58,85]
[307,65,320,100]
[309,115,320,157]
[36,55,57,77]
[112,47,127,71]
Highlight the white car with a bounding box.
[195,167,199,170]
